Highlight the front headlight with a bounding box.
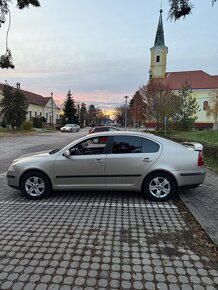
[8,163,15,172]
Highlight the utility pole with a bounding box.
[124,95,129,131]
[51,92,54,127]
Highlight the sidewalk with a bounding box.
[180,168,218,246]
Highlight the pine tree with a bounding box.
[0,84,28,128]
[63,90,78,124]
[175,81,199,130]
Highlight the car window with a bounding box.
[142,138,160,153]
[112,136,141,154]
[70,136,109,155]
[95,127,109,132]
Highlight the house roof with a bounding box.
[151,70,218,90]
[0,83,51,106]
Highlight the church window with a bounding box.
[203,101,209,110]
[156,55,160,62]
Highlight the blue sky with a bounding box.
[0,0,218,114]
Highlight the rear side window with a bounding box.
[112,136,141,154]
[142,138,160,153]
[94,127,109,132]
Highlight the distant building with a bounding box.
[147,9,218,129]
[0,83,60,125]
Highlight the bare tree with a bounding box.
[0,0,40,69]
[114,105,127,127]
[140,81,181,130]
[206,90,218,130]
[129,91,147,128]
[168,0,216,21]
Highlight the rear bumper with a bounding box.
[174,168,206,187]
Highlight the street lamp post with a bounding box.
[51,92,54,127]
[124,95,129,131]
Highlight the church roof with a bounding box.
[0,83,51,106]
[154,9,165,47]
[151,70,218,90]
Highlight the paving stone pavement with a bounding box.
[180,168,218,246]
[0,174,217,290]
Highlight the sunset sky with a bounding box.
[0,0,218,116]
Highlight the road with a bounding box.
[0,129,89,174]
[0,130,217,290]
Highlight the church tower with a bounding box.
[149,9,168,79]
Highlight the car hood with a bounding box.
[12,150,52,163]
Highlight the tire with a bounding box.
[20,171,51,199]
[142,172,177,202]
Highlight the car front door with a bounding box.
[54,136,109,189]
[105,135,161,189]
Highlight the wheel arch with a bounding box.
[19,169,53,189]
[141,169,178,191]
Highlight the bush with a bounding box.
[31,117,42,128]
[1,119,6,128]
[21,121,33,130]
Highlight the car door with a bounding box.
[54,136,110,189]
[105,135,161,189]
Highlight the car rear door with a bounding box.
[105,135,161,189]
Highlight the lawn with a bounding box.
[164,130,218,146]
[0,127,57,137]
[155,130,218,174]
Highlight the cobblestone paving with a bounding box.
[0,175,217,290]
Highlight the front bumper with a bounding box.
[7,171,20,189]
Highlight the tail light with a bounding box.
[198,151,204,166]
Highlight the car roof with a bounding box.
[92,126,117,129]
[87,130,184,148]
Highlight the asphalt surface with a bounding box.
[0,129,217,290]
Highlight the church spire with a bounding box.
[149,9,168,79]
[154,9,165,47]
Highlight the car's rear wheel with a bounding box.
[21,171,51,199]
[142,172,177,201]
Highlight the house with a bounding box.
[148,9,218,129]
[0,83,60,125]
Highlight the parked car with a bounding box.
[89,126,119,134]
[7,131,206,201]
[60,124,80,132]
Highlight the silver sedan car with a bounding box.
[7,131,206,201]
[60,124,80,132]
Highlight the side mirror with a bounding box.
[63,150,70,157]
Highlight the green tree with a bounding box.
[63,90,78,125]
[174,81,199,130]
[79,102,87,127]
[0,84,28,128]
[206,90,218,129]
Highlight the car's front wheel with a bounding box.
[142,172,177,202]
[20,171,51,199]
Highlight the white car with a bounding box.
[60,124,80,132]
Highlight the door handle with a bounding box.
[143,158,151,162]
[94,159,103,164]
